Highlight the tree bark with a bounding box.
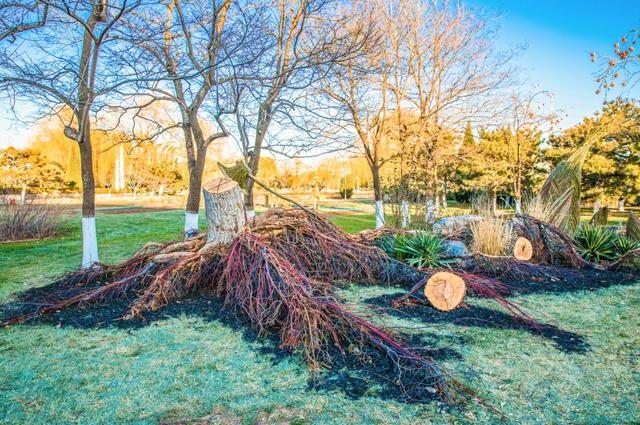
[203,178,245,247]
[371,164,384,228]
[184,147,207,236]
[79,137,98,268]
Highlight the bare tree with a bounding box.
[0,0,148,267]
[118,0,251,235]
[322,0,411,228]
[405,0,514,221]
[226,0,374,217]
[593,29,640,94]
[504,91,558,212]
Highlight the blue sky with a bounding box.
[467,0,640,125]
[1,0,639,148]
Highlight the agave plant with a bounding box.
[393,231,449,268]
[376,234,398,257]
[613,235,640,258]
[574,226,618,262]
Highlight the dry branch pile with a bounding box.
[2,208,485,405]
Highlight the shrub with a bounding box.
[376,234,397,257]
[574,226,618,262]
[377,231,448,268]
[469,215,513,256]
[338,186,354,199]
[0,200,65,241]
[613,235,640,258]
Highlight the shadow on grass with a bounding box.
[364,292,590,353]
[0,289,458,405]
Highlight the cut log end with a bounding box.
[513,237,533,261]
[203,177,239,194]
[424,271,466,312]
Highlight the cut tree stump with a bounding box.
[627,212,640,241]
[203,177,246,247]
[513,237,533,261]
[424,271,466,311]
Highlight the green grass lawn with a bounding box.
[1,210,639,424]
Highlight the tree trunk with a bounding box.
[79,139,98,268]
[371,164,384,228]
[244,179,256,218]
[203,178,245,247]
[184,150,206,236]
[425,197,437,223]
[401,200,410,228]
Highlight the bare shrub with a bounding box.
[0,199,65,242]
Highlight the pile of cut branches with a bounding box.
[4,208,507,406]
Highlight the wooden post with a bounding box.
[203,178,246,247]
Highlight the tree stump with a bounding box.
[513,237,533,261]
[626,211,640,241]
[590,206,609,227]
[424,271,466,311]
[203,178,246,247]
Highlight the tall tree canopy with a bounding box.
[545,99,640,205]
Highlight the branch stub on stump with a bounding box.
[424,271,466,312]
[513,237,533,261]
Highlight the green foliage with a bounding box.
[613,235,640,257]
[574,225,618,262]
[463,121,475,147]
[338,186,354,199]
[378,231,448,268]
[545,99,640,205]
[456,126,543,198]
[0,147,66,193]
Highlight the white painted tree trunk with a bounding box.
[203,178,246,246]
[514,198,522,214]
[401,200,410,228]
[81,216,99,268]
[618,197,625,212]
[374,200,385,228]
[184,212,199,237]
[425,198,437,223]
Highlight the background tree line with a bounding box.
[0,0,638,266]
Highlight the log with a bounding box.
[424,271,466,311]
[203,178,246,247]
[590,206,609,226]
[513,237,533,261]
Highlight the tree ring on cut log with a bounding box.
[424,272,466,312]
[513,237,533,261]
